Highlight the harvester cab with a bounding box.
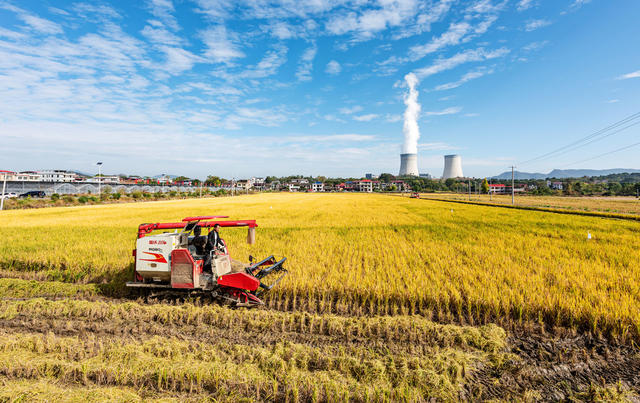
[127,216,287,307]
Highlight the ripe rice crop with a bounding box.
[1,193,639,342]
[420,193,640,215]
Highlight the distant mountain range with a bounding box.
[492,168,640,180]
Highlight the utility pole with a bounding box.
[511,166,515,205]
[489,178,492,201]
[468,179,471,201]
[0,174,6,211]
[96,162,103,198]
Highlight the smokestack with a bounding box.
[399,153,419,176]
[442,155,463,179]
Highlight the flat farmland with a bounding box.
[419,192,640,216]
[0,193,638,400]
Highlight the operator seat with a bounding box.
[190,236,207,258]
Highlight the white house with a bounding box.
[38,170,77,182]
[358,180,373,193]
[312,182,324,192]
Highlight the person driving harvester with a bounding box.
[207,224,226,255]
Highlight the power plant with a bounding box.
[399,153,419,176]
[442,155,463,179]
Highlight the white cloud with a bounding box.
[147,0,179,30]
[20,14,64,35]
[516,0,536,11]
[606,99,619,104]
[296,44,317,81]
[409,22,471,61]
[393,0,454,39]
[522,40,548,52]
[568,0,591,11]
[413,47,509,79]
[617,70,640,80]
[339,105,363,115]
[159,46,202,74]
[353,114,378,121]
[325,0,419,39]
[0,4,64,35]
[289,134,376,142]
[141,24,182,45]
[238,45,288,79]
[418,142,458,150]
[385,114,402,123]
[465,0,507,14]
[434,68,493,90]
[424,106,462,116]
[200,26,245,63]
[325,60,341,75]
[525,19,551,31]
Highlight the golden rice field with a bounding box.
[1,193,639,400]
[1,193,639,339]
[420,192,640,215]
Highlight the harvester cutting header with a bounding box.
[127,216,287,307]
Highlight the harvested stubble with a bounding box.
[1,193,639,342]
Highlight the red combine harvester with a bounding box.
[126,216,287,307]
[410,192,420,199]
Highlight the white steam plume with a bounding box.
[402,72,421,154]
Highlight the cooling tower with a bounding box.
[442,155,463,179]
[399,153,419,176]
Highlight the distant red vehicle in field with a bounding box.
[410,192,420,198]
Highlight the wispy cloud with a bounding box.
[413,47,509,80]
[424,106,462,116]
[325,0,418,40]
[516,0,536,11]
[434,68,493,91]
[325,60,341,75]
[353,113,378,121]
[339,105,363,115]
[418,142,458,151]
[522,40,548,52]
[1,4,64,35]
[524,19,551,31]
[409,22,471,61]
[296,44,316,81]
[617,70,640,80]
[200,25,245,64]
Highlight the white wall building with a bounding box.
[312,182,324,192]
[358,180,373,193]
[38,170,77,182]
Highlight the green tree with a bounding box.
[481,178,489,194]
[205,176,222,186]
[378,173,395,183]
[444,178,456,190]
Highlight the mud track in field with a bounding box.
[466,328,640,400]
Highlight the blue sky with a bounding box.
[0,0,639,179]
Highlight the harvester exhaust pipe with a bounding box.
[247,227,256,244]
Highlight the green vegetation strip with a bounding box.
[415,196,640,221]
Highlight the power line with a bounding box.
[565,140,640,167]
[519,111,640,166]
